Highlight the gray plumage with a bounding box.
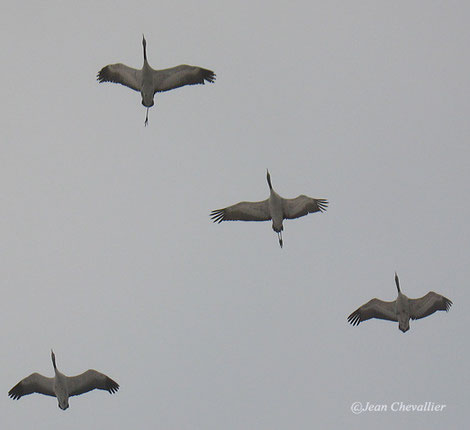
[348,273,452,332]
[97,35,215,125]
[211,170,328,248]
[8,350,119,410]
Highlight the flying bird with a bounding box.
[211,170,328,248]
[97,35,215,126]
[348,273,452,332]
[8,350,119,410]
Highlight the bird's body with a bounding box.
[268,188,284,235]
[97,35,215,125]
[53,366,69,410]
[141,59,155,108]
[348,273,452,332]
[211,170,328,247]
[396,290,411,332]
[8,350,119,410]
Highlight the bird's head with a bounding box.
[395,272,401,293]
[142,34,148,62]
[266,169,272,190]
[51,349,57,369]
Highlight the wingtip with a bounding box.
[202,68,216,84]
[96,68,105,83]
[318,199,328,212]
[210,209,225,223]
[347,310,361,326]
[8,384,21,400]
[107,377,120,394]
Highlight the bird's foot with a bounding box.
[144,108,149,127]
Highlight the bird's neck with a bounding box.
[395,276,401,293]
[143,44,147,62]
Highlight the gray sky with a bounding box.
[1,1,469,429]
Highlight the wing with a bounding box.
[409,291,452,320]
[283,195,328,220]
[9,373,55,399]
[97,63,142,92]
[154,65,215,92]
[348,298,397,326]
[68,369,119,397]
[211,200,270,223]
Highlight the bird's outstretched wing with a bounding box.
[68,369,119,397]
[97,64,142,92]
[348,298,397,326]
[154,65,215,92]
[282,195,328,220]
[8,373,55,399]
[211,200,270,223]
[409,292,452,320]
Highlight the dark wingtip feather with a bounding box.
[8,383,22,400]
[317,199,328,213]
[106,377,120,394]
[347,310,361,326]
[210,209,225,223]
[202,69,216,84]
[96,66,109,83]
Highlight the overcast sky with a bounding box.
[1,1,469,429]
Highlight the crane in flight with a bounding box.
[8,350,119,410]
[211,170,328,248]
[97,35,215,126]
[348,273,452,332]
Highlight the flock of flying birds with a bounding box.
[8,35,452,411]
